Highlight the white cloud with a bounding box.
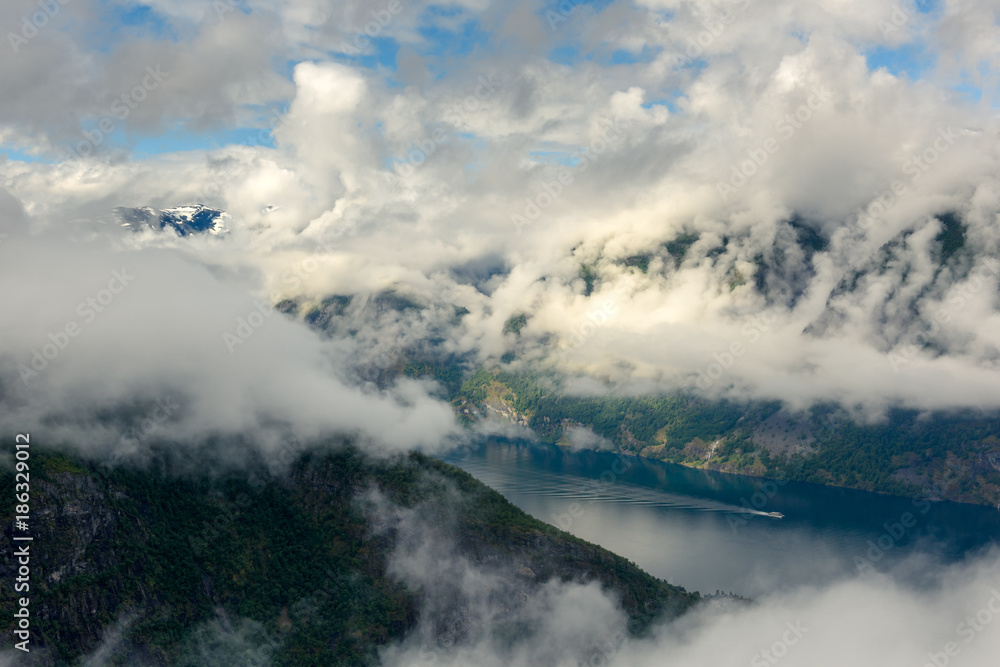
[1,0,998,438]
[0,231,459,456]
[374,486,1000,667]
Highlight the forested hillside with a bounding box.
[0,445,697,665]
[450,369,1000,506]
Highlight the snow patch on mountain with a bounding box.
[115,204,229,237]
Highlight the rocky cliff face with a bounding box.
[0,447,698,665]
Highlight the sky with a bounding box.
[3,0,999,428]
[1,2,1000,665]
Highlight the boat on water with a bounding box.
[766,512,784,519]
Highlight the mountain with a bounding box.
[114,205,229,237]
[272,288,1000,508]
[448,369,1000,507]
[0,445,699,665]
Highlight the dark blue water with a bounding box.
[442,440,1000,597]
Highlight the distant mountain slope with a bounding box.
[0,446,698,665]
[274,287,1000,507]
[452,369,1000,507]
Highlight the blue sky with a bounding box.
[865,43,937,79]
[0,0,991,162]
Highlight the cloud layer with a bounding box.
[0,227,458,457]
[3,0,998,419]
[375,486,1000,667]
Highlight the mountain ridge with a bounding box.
[0,445,700,665]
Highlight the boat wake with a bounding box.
[452,459,785,518]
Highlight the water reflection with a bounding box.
[442,440,1000,597]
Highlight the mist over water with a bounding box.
[381,440,1000,667]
